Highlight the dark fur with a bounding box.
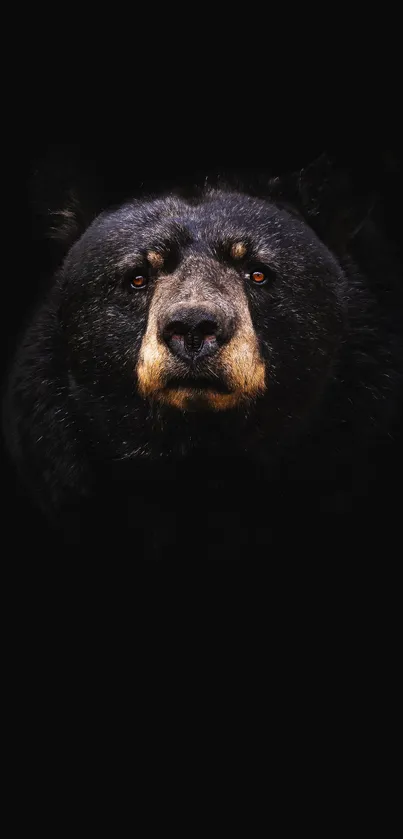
[3,172,403,557]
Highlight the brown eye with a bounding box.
[251,270,266,284]
[130,275,148,289]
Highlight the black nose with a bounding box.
[162,306,232,361]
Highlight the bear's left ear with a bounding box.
[270,153,375,252]
[31,146,103,256]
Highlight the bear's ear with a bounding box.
[47,187,95,246]
[269,153,375,252]
[31,146,103,254]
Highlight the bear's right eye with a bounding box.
[129,274,148,290]
[251,271,266,284]
[245,263,275,286]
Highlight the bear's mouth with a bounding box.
[165,375,231,394]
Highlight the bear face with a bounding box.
[3,172,402,537]
[57,189,346,461]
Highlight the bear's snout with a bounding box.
[161,305,234,362]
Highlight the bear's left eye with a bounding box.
[130,274,148,289]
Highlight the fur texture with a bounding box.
[3,172,403,556]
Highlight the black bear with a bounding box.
[3,160,403,557]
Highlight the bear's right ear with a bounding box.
[268,153,375,252]
[31,146,103,255]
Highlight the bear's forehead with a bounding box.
[74,190,328,277]
[99,192,293,246]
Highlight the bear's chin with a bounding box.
[152,386,246,412]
